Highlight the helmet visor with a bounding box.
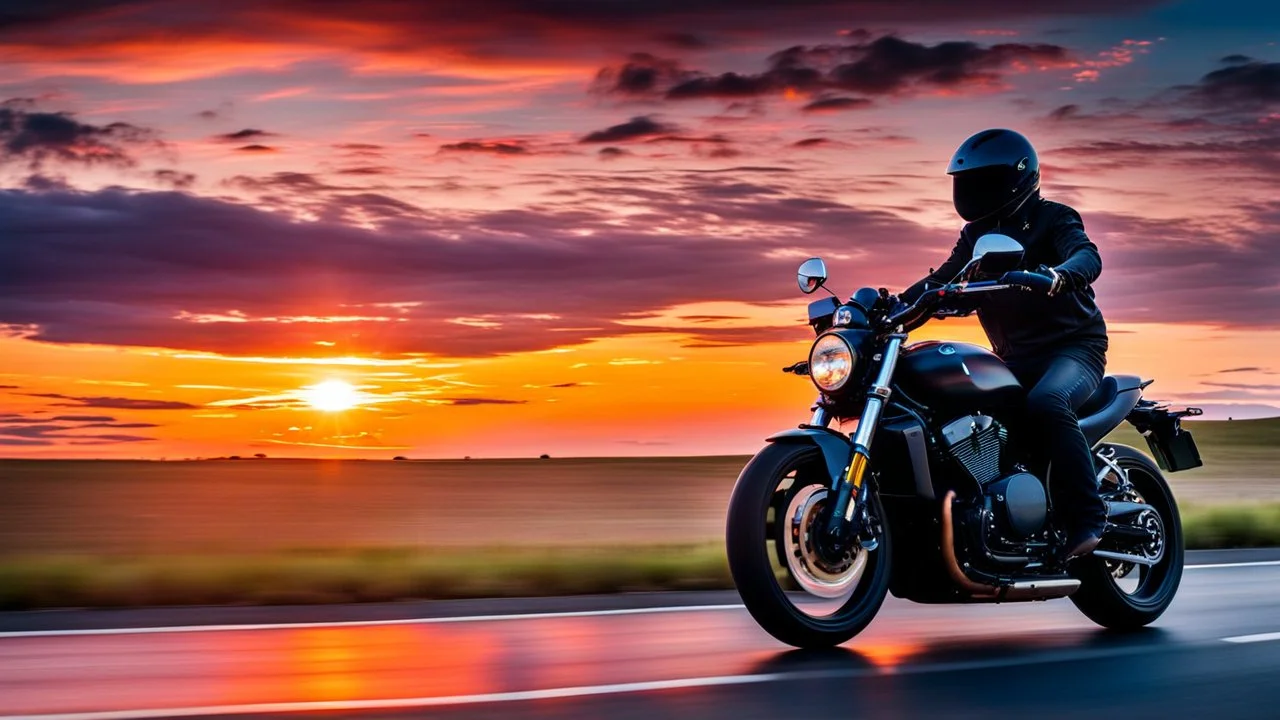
[952,166,1021,222]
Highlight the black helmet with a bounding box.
[947,129,1040,223]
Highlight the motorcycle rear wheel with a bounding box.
[726,442,891,648]
[1069,452,1183,629]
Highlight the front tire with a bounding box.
[726,442,892,648]
[1069,452,1183,629]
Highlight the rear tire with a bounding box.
[1069,453,1183,629]
[727,442,892,648]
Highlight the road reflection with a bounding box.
[0,608,1179,717]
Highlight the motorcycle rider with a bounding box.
[903,128,1108,560]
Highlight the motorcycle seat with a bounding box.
[1078,374,1144,446]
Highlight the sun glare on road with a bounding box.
[303,380,360,412]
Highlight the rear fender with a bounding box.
[1095,442,1163,476]
[766,427,851,488]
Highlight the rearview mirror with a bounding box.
[797,257,828,294]
[972,233,1024,275]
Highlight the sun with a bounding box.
[302,379,360,412]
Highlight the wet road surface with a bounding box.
[2,549,1279,720]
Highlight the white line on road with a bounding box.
[1222,632,1280,644]
[1184,560,1280,570]
[0,559,1276,640]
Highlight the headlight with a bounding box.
[809,333,856,392]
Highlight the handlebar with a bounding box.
[882,271,1053,331]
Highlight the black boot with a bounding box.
[1063,516,1106,560]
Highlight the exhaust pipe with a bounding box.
[999,578,1080,601]
[942,491,1081,601]
[941,490,999,598]
[1093,549,1158,566]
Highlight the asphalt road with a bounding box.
[2,548,1279,720]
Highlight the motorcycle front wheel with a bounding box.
[726,442,891,649]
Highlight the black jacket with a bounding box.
[905,196,1108,361]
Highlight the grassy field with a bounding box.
[0,418,1275,609]
[2,419,1276,557]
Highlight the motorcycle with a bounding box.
[726,233,1203,648]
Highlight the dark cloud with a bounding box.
[1217,367,1268,374]
[441,398,527,406]
[792,137,830,147]
[802,97,872,113]
[22,173,71,190]
[1221,55,1254,65]
[1205,382,1280,392]
[0,384,18,389]
[827,36,1071,95]
[646,133,730,144]
[1047,103,1081,121]
[1181,60,1280,111]
[336,165,393,175]
[580,116,676,143]
[235,144,277,152]
[1053,136,1280,176]
[215,128,274,142]
[0,1,1157,56]
[704,146,741,159]
[0,105,154,168]
[667,71,798,100]
[24,393,199,410]
[598,146,630,160]
[679,314,746,322]
[0,183,946,357]
[438,140,530,155]
[1085,206,1280,327]
[333,143,384,157]
[153,169,195,189]
[549,382,581,388]
[655,32,708,50]
[594,53,687,95]
[196,109,221,120]
[0,1,139,31]
[601,34,1072,103]
[0,410,158,445]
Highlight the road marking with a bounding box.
[0,604,744,639]
[0,643,1175,720]
[1185,560,1280,570]
[1222,632,1280,644]
[0,559,1276,640]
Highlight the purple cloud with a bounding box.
[0,103,156,168]
[24,393,199,410]
[0,411,159,445]
[0,182,949,357]
[214,128,275,142]
[599,35,1072,103]
[580,116,677,143]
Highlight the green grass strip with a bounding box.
[1,504,1277,611]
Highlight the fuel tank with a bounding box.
[895,341,1023,413]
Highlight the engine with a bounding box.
[939,414,1047,540]
[939,414,1007,485]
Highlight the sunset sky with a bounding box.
[1,0,1278,458]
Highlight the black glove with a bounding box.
[1000,270,1055,295]
[1035,265,1067,297]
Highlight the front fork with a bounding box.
[818,335,905,550]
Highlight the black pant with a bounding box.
[1006,344,1107,532]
